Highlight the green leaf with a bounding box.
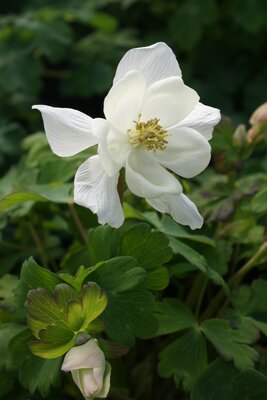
[146,267,169,290]
[158,329,207,391]
[86,257,157,345]
[26,282,108,358]
[169,237,208,270]
[169,238,228,292]
[0,184,72,211]
[0,274,18,303]
[60,265,92,291]
[154,298,197,336]
[120,223,172,270]
[89,257,146,293]
[0,192,45,211]
[88,225,120,264]
[97,339,129,359]
[0,323,26,369]
[192,358,267,400]
[19,355,62,396]
[201,318,259,370]
[251,187,267,213]
[230,280,267,340]
[8,328,34,367]
[104,290,158,346]
[30,327,75,359]
[150,214,216,246]
[15,257,62,317]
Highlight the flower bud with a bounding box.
[62,339,111,400]
[247,102,267,143]
[250,102,267,125]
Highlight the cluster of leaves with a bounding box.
[1,112,267,400]
[1,0,267,173]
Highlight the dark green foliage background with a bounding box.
[1,0,267,173]
[1,1,267,400]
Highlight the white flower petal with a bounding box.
[82,369,102,397]
[155,127,211,178]
[61,340,105,371]
[74,155,124,228]
[113,42,181,87]
[32,105,98,156]
[97,362,111,398]
[94,118,123,177]
[71,370,85,397]
[175,102,221,140]
[147,193,203,230]
[104,70,146,133]
[93,366,105,390]
[126,150,182,199]
[141,77,199,128]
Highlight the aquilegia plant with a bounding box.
[2,22,267,398]
[33,42,220,229]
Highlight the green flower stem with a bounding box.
[195,276,208,318]
[68,203,87,244]
[117,168,125,205]
[186,271,205,310]
[201,242,267,321]
[0,240,35,251]
[228,241,267,288]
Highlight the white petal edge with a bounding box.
[94,118,123,177]
[174,102,221,140]
[146,193,203,230]
[61,340,105,371]
[126,150,182,199]
[113,42,182,87]
[104,70,146,133]
[97,362,111,398]
[32,105,98,157]
[155,126,211,178]
[141,76,199,128]
[74,155,124,228]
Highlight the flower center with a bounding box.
[127,114,169,152]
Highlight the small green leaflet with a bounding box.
[201,319,259,370]
[26,282,107,359]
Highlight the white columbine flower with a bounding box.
[33,42,220,229]
[61,339,111,400]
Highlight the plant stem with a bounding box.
[201,242,267,321]
[68,203,88,244]
[0,240,34,251]
[186,271,204,310]
[195,276,208,318]
[117,168,125,205]
[228,241,267,288]
[27,221,48,268]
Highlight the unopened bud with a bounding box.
[247,102,267,143]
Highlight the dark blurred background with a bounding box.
[1,0,267,174]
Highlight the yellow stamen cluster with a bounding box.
[127,114,169,152]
